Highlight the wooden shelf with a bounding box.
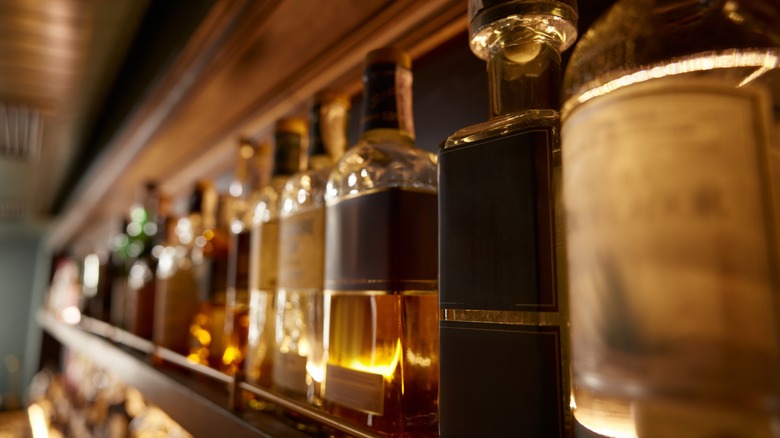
[38,312,383,438]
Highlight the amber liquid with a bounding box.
[222,230,251,374]
[324,291,438,436]
[188,292,227,368]
[324,188,438,436]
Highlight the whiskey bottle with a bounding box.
[323,47,438,436]
[109,219,130,329]
[125,182,164,340]
[188,193,232,367]
[223,139,266,374]
[154,182,215,356]
[439,1,578,436]
[245,118,308,388]
[562,1,780,436]
[275,90,350,403]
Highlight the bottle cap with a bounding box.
[275,117,308,136]
[315,89,351,107]
[468,0,578,48]
[365,47,411,70]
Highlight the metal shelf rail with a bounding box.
[38,312,383,438]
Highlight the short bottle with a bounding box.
[274,91,350,403]
[323,47,438,436]
[438,1,577,436]
[561,1,780,437]
[245,119,308,388]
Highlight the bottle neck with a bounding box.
[273,131,305,177]
[309,100,349,167]
[486,32,562,119]
[360,62,415,141]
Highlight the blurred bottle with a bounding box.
[561,1,780,436]
[322,47,438,436]
[125,183,164,339]
[245,118,308,389]
[222,139,268,374]
[110,219,131,329]
[274,91,350,404]
[187,192,232,367]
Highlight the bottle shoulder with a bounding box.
[442,109,560,150]
[326,138,437,200]
[280,166,331,216]
[252,176,288,223]
[564,0,780,107]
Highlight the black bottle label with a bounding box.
[439,321,563,437]
[361,64,414,137]
[325,188,437,291]
[439,128,556,311]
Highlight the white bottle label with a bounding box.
[325,364,384,415]
[562,78,779,395]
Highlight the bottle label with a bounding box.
[325,188,438,291]
[325,364,385,415]
[251,219,280,290]
[228,230,251,291]
[439,128,556,310]
[362,65,414,138]
[563,79,779,394]
[439,321,563,437]
[278,207,325,289]
[273,351,308,393]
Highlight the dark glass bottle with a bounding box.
[438,1,578,436]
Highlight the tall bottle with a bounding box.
[109,219,130,329]
[561,1,780,437]
[223,139,264,374]
[188,193,232,367]
[245,118,308,388]
[125,182,164,340]
[438,1,577,436]
[274,91,350,403]
[323,47,438,436]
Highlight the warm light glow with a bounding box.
[346,339,402,379]
[28,403,49,438]
[570,49,779,111]
[405,349,432,367]
[229,181,243,197]
[231,219,245,234]
[194,236,207,248]
[60,306,81,325]
[222,346,240,366]
[203,229,214,240]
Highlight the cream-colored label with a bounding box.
[563,79,778,393]
[279,208,325,289]
[273,351,307,394]
[255,219,280,289]
[325,364,384,415]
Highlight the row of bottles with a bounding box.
[64,0,780,436]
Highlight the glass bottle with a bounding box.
[323,47,438,436]
[125,182,164,340]
[438,1,577,436]
[188,193,232,367]
[223,139,265,374]
[110,219,130,329]
[154,182,217,356]
[245,118,308,388]
[275,91,350,403]
[561,1,780,437]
